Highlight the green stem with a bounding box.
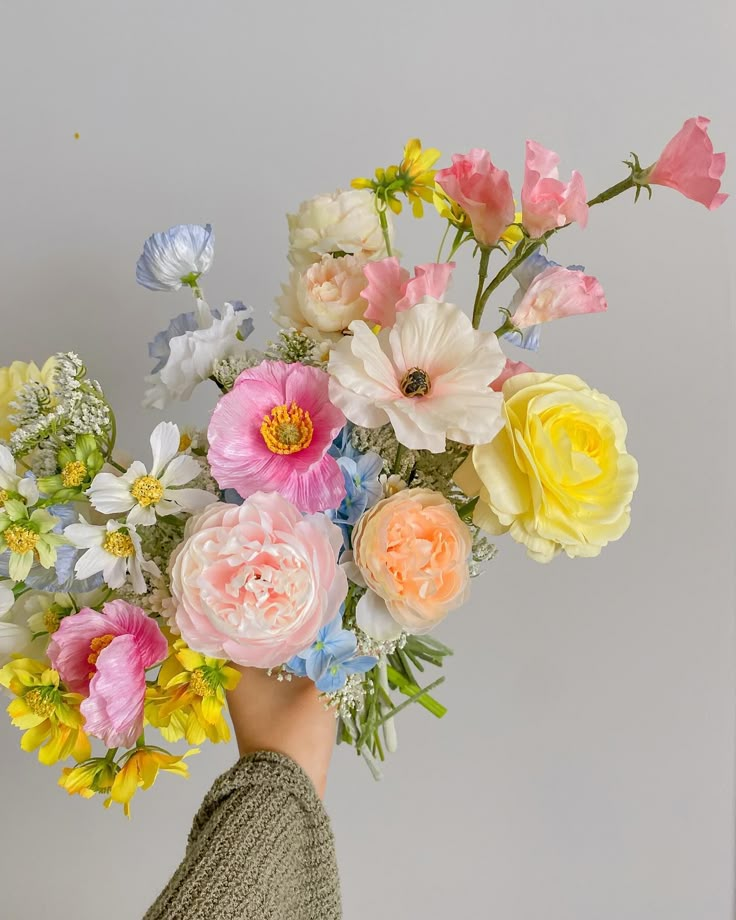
[471,247,492,329]
[105,747,118,763]
[377,206,393,257]
[446,226,468,262]
[108,459,127,473]
[436,222,451,263]
[374,676,446,730]
[392,442,404,474]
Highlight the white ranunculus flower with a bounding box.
[87,421,217,527]
[136,223,215,292]
[287,189,392,272]
[0,445,39,506]
[327,299,507,453]
[274,254,369,340]
[65,517,160,594]
[143,301,252,408]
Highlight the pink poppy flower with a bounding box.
[361,258,455,328]
[647,116,728,210]
[207,360,346,514]
[490,358,535,392]
[47,600,167,748]
[435,149,515,247]
[511,265,607,329]
[521,141,589,238]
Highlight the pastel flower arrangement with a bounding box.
[0,116,727,810]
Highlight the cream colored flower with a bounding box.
[455,372,639,562]
[0,358,56,442]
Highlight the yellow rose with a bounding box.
[454,372,638,563]
[0,358,56,442]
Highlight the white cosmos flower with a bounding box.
[65,517,160,594]
[0,445,38,506]
[0,585,59,666]
[327,299,507,453]
[136,223,215,292]
[87,421,216,527]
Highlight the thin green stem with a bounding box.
[446,226,469,262]
[436,222,451,263]
[471,248,492,329]
[392,442,404,474]
[378,206,393,257]
[374,676,446,730]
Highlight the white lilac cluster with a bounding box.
[8,353,111,458]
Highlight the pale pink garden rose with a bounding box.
[361,257,455,328]
[510,265,607,329]
[491,358,534,392]
[274,253,370,340]
[521,140,589,238]
[435,149,515,247]
[647,116,728,210]
[47,600,168,748]
[352,489,472,635]
[168,494,347,668]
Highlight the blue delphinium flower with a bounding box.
[136,223,215,292]
[504,250,585,351]
[327,427,383,527]
[148,301,254,374]
[285,613,377,693]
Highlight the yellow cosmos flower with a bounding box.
[433,190,523,250]
[59,757,119,800]
[352,139,441,218]
[0,358,56,442]
[145,641,240,745]
[454,372,639,563]
[106,746,197,817]
[0,657,90,765]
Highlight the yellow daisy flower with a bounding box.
[0,658,90,765]
[59,757,119,800]
[106,746,197,817]
[352,139,441,218]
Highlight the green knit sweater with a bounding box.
[144,752,342,919]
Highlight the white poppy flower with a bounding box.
[0,445,39,506]
[65,517,160,594]
[136,223,215,292]
[87,421,216,527]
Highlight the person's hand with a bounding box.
[227,666,336,798]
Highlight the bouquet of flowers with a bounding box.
[0,118,726,814]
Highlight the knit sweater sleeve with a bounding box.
[143,751,342,920]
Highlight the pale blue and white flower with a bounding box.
[136,223,215,292]
[0,445,39,506]
[149,303,255,374]
[87,421,217,527]
[327,427,383,527]
[286,612,377,693]
[65,516,160,594]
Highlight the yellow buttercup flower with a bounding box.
[454,372,639,563]
[0,358,56,441]
[352,139,441,218]
[0,657,90,765]
[145,640,240,745]
[106,746,197,817]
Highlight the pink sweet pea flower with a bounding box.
[47,600,168,748]
[521,141,589,238]
[361,257,455,327]
[491,358,535,392]
[511,265,607,329]
[435,149,515,247]
[207,360,346,514]
[647,116,728,210]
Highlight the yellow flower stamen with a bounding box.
[87,634,116,678]
[261,403,314,455]
[400,368,432,398]
[25,687,55,718]
[0,489,8,504]
[103,531,134,558]
[43,608,60,634]
[61,460,88,488]
[130,475,164,507]
[190,667,217,698]
[4,524,39,555]
[178,432,193,452]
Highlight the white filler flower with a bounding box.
[87,421,216,526]
[65,518,160,594]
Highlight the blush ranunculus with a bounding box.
[521,140,589,238]
[361,257,455,328]
[352,488,472,634]
[47,600,168,748]
[207,360,346,514]
[491,358,535,391]
[510,265,607,329]
[435,149,515,247]
[647,116,728,210]
[168,494,347,668]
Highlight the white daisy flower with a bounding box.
[87,421,217,527]
[65,517,160,594]
[0,445,39,506]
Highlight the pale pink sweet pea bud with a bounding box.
[490,358,535,392]
[435,149,515,247]
[521,141,589,238]
[647,116,728,210]
[361,257,455,327]
[511,265,607,329]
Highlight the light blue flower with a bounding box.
[148,302,255,374]
[136,223,215,292]
[504,250,584,352]
[327,427,383,527]
[285,613,377,693]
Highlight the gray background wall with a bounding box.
[1,2,734,918]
